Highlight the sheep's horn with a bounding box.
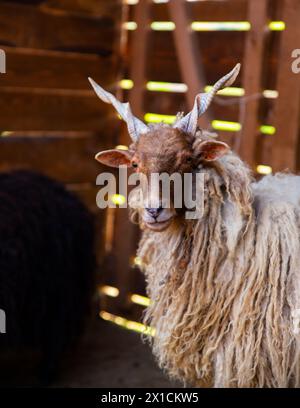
[88,77,149,142]
[174,63,241,135]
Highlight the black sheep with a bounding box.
[0,170,95,383]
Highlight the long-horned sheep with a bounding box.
[0,170,95,384]
[90,64,300,387]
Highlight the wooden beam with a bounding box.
[42,0,120,16]
[0,135,110,183]
[128,0,151,119]
[131,31,277,85]
[145,90,241,122]
[168,0,210,127]
[150,0,248,22]
[238,0,269,167]
[0,2,117,54]
[105,1,142,314]
[0,87,117,131]
[1,46,115,90]
[271,0,300,173]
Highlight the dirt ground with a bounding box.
[54,319,180,388]
[0,319,180,388]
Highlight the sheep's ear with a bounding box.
[95,149,132,168]
[194,140,229,162]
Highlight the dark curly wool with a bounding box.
[0,171,95,382]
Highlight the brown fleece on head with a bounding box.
[129,126,195,175]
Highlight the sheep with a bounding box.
[90,64,300,387]
[0,170,95,383]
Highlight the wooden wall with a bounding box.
[123,0,300,172]
[0,0,122,266]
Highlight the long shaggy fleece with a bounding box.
[136,154,300,388]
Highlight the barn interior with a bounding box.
[0,0,299,388]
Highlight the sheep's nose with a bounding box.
[145,206,163,218]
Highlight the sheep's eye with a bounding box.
[186,157,193,163]
[132,162,138,168]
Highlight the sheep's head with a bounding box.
[91,64,240,232]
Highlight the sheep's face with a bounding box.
[96,126,229,232]
[90,64,240,231]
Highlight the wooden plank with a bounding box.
[128,0,151,118]
[43,0,121,16]
[0,131,101,138]
[126,31,279,84]
[168,0,210,127]
[128,31,247,83]
[109,0,149,313]
[145,54,246,85]
[263,33,281,91]
[136,31,246,64]
[0,135,111,183]
[1,46,116,90]
[271,0,300,172]
[145,91,241,122]
[259,135,272,167]
[4,0,45,5]
[0,87,121,131]
[238,0,269,167]
[2,0,44,4]
[149,0,248,22]
[0,2,118,54]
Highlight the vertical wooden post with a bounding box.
[129,0,151,118]
[168,0,210,128]
[271,0,300,173]
[112,0,150,314]
[238,0,269,168]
